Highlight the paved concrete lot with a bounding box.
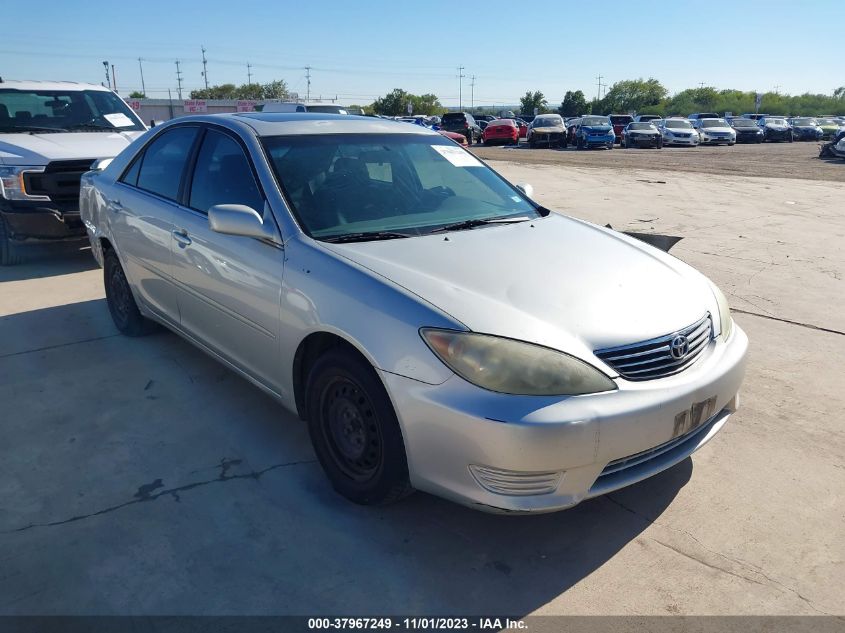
[0,161,842,616]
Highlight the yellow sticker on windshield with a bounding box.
[431,144,483,167]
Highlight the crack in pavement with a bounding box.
[731,309,845,337]
[0,334,121,360]
[605,495,836,616]
[4,458,317,534]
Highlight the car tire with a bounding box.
[306,348,413,506]
[577,137,584,150]
[528,138,536,149]
[607,142,614,150]
[465,134,472,146]
[0,215,22,266]
[104,249,157,337]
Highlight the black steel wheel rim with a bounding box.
[320,377,383,482]
[108,265,131,327]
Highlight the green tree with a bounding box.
[128,91,146,99]
[519,90,548,115]
[371,89,442,116]
[189,79,289,101]
[262,79,290,100]
[558,90,588,117]
[598,78,667,115]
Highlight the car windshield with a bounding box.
[767,119,786,125]
[817,119,836,125]
[732,119,756,127]
[582,117,609,126]
[629,123,656,130]
[793,118,817,125]
[533,117,562,127]
[701,119,728,128]
[665,119,692,129]
[0,88,145,132]
[263,134,538,240]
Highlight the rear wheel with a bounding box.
[307,349,413,506]
[104,249,157,336]
[0,215,22,266]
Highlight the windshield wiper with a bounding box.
[321,231,412,243]
[65,123,117,131]
[429,216,532,234]
[0,125,68,133]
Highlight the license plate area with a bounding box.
[673,396,717,438]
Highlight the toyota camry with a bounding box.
[80,113,747,513]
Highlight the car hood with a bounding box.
[0,131,144,166]
[531,126,564,134]
[793,125,820,131]
[322,214,715,361]
[700,126,734,133]
[733,126,760,132]
[764,123,788,129]
[629,129,659,135]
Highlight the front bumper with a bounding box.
[627,135,661,147]
[383,325,748,513]
[582,134,615,147]
[735,132,763,143]
[0,199,86,241]
[700,135,735,145]
[663,135,699,146]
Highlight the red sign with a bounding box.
[236,100,258,112]
[125,100,141,111]
[183,100,208,113]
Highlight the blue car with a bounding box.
[575,115,615,149]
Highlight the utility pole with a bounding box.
[175,60,183,100]
[103,61,111,90]
[470,75,476,111]
[138,58,146,96]
[457,66,465,110]
[201,46,209,90]
[698,82,706,89]
[247,63,253,85]
[595,74,604,101]
[305,66,312,101]
[774,84,781,95]
[111,64,118,93]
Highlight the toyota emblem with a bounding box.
[670,335,689,360]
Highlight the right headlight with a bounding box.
[420,329,616,396]
[710,283,734,341]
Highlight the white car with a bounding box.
[695,118,737,145]
[658,118,700,146]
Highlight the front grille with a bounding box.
[595,314,712,381]
[23,159,96,203]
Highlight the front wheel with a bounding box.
[0,214,22,266]
[307,349,413,506]
[104,249,157,336]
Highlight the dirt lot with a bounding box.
[0,159,843,617]
[472,140,845,182]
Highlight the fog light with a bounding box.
[469,465,562,496]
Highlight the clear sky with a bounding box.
[2,0,843,107]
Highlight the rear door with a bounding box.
[111,126,199,325]
[169,126,285,391]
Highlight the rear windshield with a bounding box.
[442,113,466,121]
[490,119,516,127]
[629,123,656,130]
[0,88,145,132]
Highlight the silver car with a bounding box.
[80,113,748,513]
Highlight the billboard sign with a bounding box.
[183,99,208,113]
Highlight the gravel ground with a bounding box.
[472,139,845,182]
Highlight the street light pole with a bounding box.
[102,61,110,90]
[138,58,146,96]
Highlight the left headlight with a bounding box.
[710,283,734,340]
[420,329,617,396]
[0,165,46,201]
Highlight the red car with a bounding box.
[482,119,519,146]
[515,119,529,138]
[609,114,634,144]
[438,130,468,147]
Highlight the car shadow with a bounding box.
[1,298,693,615]
[0,241,98,283]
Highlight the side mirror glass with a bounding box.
[208,204,278,242]
[150,120,165,128]
[516,183,534,199]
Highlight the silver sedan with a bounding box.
[80,113,747,513]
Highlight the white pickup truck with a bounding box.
[0,80,147,264]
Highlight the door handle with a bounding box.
[107,198,124,211]
[172,229,192,248]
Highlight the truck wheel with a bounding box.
[307,348,413,506]
[104,249,157,336]
[0,215,22,266]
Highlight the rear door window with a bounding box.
[135,127,199,201]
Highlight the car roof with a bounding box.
[190,112,442,137]
[0,80,111,92]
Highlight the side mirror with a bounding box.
[91,158,114,171]
[516,183,534,199]
[208,204,278,242]
[150,119,165,128]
